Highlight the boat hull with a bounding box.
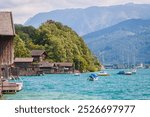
[98,74,110,76]
[124,72,132,75]
[88,77,98,81]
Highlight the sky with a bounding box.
[0,0,150,24]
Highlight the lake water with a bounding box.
[1,69,150,100]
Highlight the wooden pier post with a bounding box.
[0,65,2,97]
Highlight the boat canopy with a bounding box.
[89,74,97,78]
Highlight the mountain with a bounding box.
[83,19,150,64]
[25,3,150,35]
[15,21,100,72]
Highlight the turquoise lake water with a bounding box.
[1,69,150,100]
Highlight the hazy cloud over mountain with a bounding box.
[0,0,150,24]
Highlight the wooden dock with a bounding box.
[0,80,23,94]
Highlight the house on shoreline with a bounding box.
[14,58,39,76]
[39,61,54,74]
[31,50,47,62]
[53,62,74,73]
[13,50,74,75]
[13,58,74,75]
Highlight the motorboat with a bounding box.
[117,70,132,75]
[131,69,137,74]
[87,74,98,81]
[74,73,80,76]
[97,71,110,76]
[117,71,125,75]
[124,71,132,75]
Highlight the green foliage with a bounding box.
[14,20,101,72]
[14,24,44,51]
[14,35,30,57]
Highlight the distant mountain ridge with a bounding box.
[83,19,150,64]
[25,3,150,35]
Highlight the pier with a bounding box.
[0,79,23,95]
[1,80,23,94]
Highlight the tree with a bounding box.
[14,20,101,72]
[14,35,30,57]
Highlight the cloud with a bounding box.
[0,0,150,24]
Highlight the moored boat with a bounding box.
[74,73,80,76]
[124,71,132,75]
[131,69,137,74]
[97,71,110,76]
[87,74,98,81]
[117,71,125,75]
[117,70,135,75]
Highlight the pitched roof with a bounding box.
[14,58,33,63]
[31,50,45,56]
[39,61,54,68]
[54,62,73,67]
[0,12,15,36]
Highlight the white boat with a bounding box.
[124,71,132,75]
[74,73,80,76]
[118,70,135,75]
[88,77,98,81]
[15,82,23,91]
[131,69,137,74]
[97,71,110,76]
[124,68,136,75]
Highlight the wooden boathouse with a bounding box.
[14,57,40,76]
[0,12,15,96]
[31,50,47,62]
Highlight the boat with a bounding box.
[87,74,98,81]
[117,71,125,75]
[74,73,80,76]
[15,82,23,91]
[97,71,110,76]
[117,70,133,75]
[131,69,137,74]
[124,71,132,75]
[12,77,23,91]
